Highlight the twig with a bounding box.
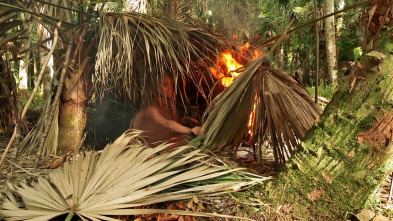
[265,19,294,58]
[0,24,59,169]
[35,39,73,167]
[5,159,35,176]
[0,30,25,48]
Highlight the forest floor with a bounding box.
[1,129,393,220]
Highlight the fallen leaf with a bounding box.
[192,195,198,203]
[368,4,378,27]
[65,194,73,200]
[187,198,193,209]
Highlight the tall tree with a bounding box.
[324,0,337,84]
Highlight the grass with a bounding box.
[306,84,335,100]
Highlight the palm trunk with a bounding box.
[57,32,94,154]
[324,0,337,85]
[58,61,88,154]
[58,95,86,154]
[269,2,393,219]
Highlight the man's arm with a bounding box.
[147,105,201,135]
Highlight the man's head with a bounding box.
[159,75,174,99]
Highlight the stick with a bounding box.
[265,19,294,58]
[5,159,35,176]
[0,24,59,169]
[35,39,73,167]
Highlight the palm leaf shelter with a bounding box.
[94,11,320,165]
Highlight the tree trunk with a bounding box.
[37,24,54,98]
[336,0,345,70]
[269,3,393,219]
[58,98,86,154]
[58,62,89,154]
[18,13,31,99]
[273,45,284,70]
[57,31,94,154]
[324,0,337,85]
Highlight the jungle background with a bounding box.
[1,0,393,220]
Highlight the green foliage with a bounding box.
[353,47,363,61]
[307,84,335,99]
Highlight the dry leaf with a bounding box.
[192,195,198,203]
[187,198,193,209]
[44,156,63,169]
[162,214,179,221]
[176,202,187,209]
[368,4,378,27]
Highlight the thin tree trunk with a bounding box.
[314,0,319,103]
[18,15,31,99]
[273,46,283,70]
[336,0,345,55]
[324,0,338,85]
[38,25,54,98]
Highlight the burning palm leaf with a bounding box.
[203,57,321,166]
[1,130,265,220]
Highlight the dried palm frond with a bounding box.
[203,57,321,166]
[95,12,227,109]
[1,130,266,220]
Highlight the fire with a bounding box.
[209,42,263,137]
[210,42,262,87]
[209,51,243,87]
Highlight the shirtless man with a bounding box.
[131,76,202,145]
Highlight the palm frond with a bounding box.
[203,57,321,165]
[1,130,266,220]
[95,12,227,109]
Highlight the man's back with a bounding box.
[131,103,177,145]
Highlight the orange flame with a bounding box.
[210,42,262,137]
[210,42,262,87]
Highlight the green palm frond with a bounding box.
[1,130,265,220]
[203,57,321,165]
[95,12,227,108]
